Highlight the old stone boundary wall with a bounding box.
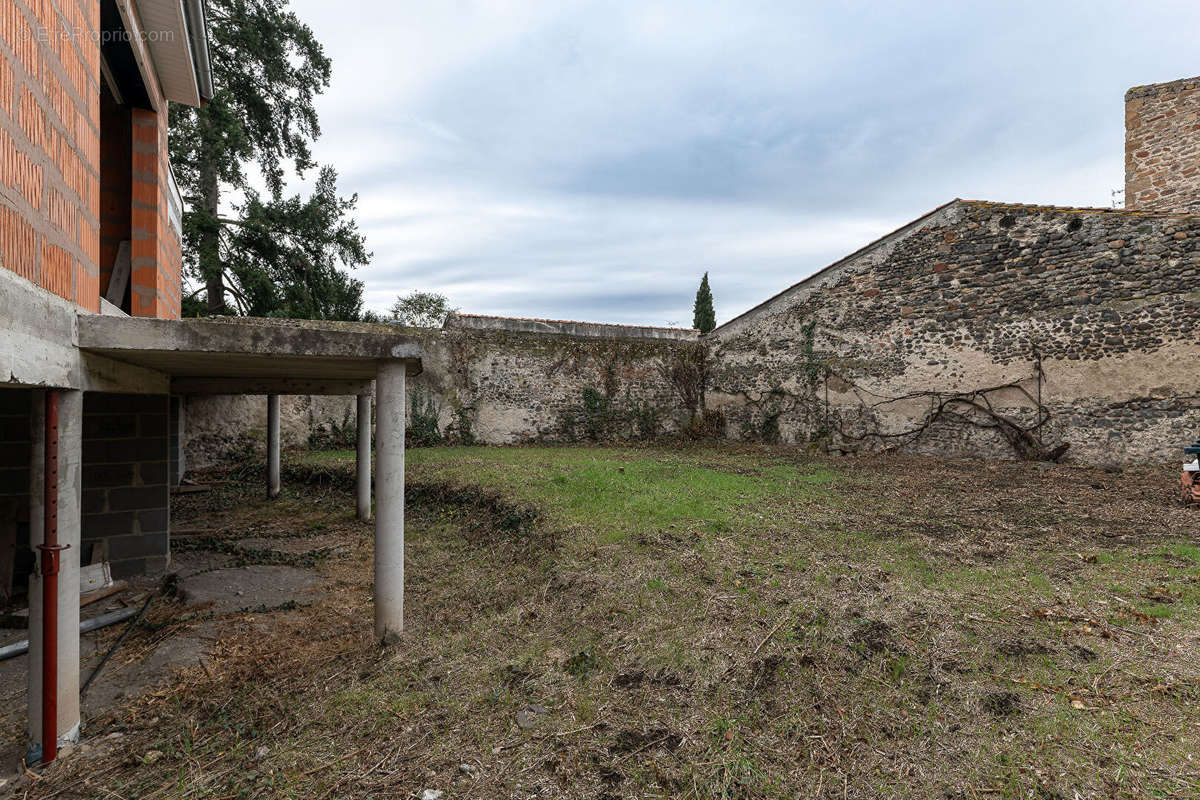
[185,200,1200,468]
[708,199,1200,465]
[184,316,699,468]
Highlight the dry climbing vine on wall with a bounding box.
[661,342,709,418]
[549,337,683,441]
[659,342,725,437]
[447,336,481,391]
[826,343,1068,460]
[730,370,1066,460]
[540,336,669,385]
[831,375,1067,461]
[722,323,1069,461]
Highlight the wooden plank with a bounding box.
[0,578,129,627]
[169,484,211,496]
[80,581,128,608]
[103,240,131,306]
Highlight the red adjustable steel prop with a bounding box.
[37,392,68,764]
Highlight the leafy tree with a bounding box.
[170,0,369,319]
[389,291,457,328]
[693,272,716,334]
[224,167,368,319]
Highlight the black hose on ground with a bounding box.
[80,595,154,698]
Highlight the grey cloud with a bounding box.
[292,0,1200,325]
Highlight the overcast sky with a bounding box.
[287,0,1200,327]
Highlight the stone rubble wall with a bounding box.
[185,201,1200,469]
[707,200,1200,465]
[184,394,358,469]
[184,319,699,467]
[1125,77,1200,213]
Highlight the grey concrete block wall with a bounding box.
[0,389,30,503]
[0,388,32,597]
[81,393,170,578]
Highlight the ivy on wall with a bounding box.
[440,328,697,444]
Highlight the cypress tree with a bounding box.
[692,272,716,334]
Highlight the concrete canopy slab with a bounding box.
[77,316,423,395]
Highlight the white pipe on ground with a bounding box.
[356,393,372,521]
[374,361,406,641]
[267,394,281,500]
[0,606,142,662]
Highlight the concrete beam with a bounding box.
[374,361,406,641]
[170,377,375,396]
[0,271,80,390]
[78,353,169,394]
[356,393,372,521]
[78,315,423,380]
[2,268,423,393]
[0,268,170,394]
[267,395,281,500]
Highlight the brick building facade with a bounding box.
[0,1,427,755]
[0,1,192,317]
[1,0,102,311]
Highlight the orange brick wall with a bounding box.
[130,105,180,319]
[0,0,100,311]
[0,0,183,319]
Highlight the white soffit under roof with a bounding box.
[132,0,200,106]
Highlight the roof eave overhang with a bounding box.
[130,0,210,108]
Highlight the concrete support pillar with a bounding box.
[27,389,82,757]
[266,394,281,500]
[374,361,406,641]
[356,393,372,521]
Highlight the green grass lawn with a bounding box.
[32,445,1200,800]
[311,445,839,539]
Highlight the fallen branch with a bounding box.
[751,613,789,657]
